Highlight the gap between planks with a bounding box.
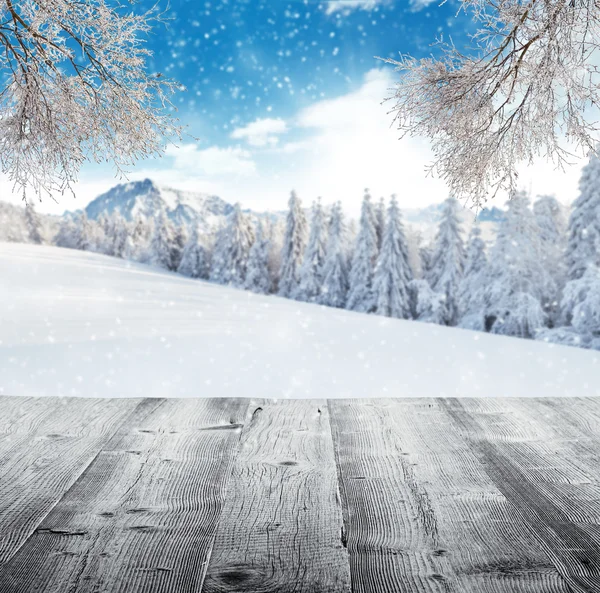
[0,396,144,565]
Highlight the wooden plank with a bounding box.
[0,397,249,593]
[0,396,65,475]
[443,397,600,593]
[328,399,457,593]
[0,395,139,564]
[328,399,571,593]
[0,396,63,434]
[201,399,351,593]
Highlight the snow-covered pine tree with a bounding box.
[409,279,447,324]
[405,225,424,279]
[54,217,77,249]
[100,215,112,255]
[178,226,209,279]
[319,202,349,308]
[150,211,176,270]
[25,202,43,244]
[566,152,600,281]
[485,191,548,337]
[295,199,328,303]
[561,265,600,346]
[344,217,358,273]
[372,195,413,319]
[264,218,284,289]
[108,211,129,258]
[171,224,189,272]
[458,223,488,330]
[209,203,255,287]
[374,196,386,251]
[347,191,378,312]
[71,212,91,251]
[97,212,110,235]
[244,222,272,294]
[425,197,465,325]
[419,243,433,279]
[534,195,567,326]
[124,216,150,261]
[87,218,107,254]
[278,191,307,297]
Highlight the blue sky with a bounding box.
[141,0,468,142]
[8,0,584,215]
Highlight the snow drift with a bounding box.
[1,242,598,399]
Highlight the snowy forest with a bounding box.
[8,153,600,353]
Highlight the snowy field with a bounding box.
[1,242,598,399]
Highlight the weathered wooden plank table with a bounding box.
[1,395,599,592]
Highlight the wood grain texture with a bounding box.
[2,395,600,593]
[0,395,139,565]
[0,397,249,593]
[328,399,573,593]
[387,399,571,593]
[442,398,600,593]
[328,399,458,593]
[202,399,351,593]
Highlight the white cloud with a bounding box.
[409,0,439,10]
[6,68,587,218]
[164,144,257,176]
[274,68,584,214]
[273,68,450,215]
[230,118,288,147]
[324,0,383,15]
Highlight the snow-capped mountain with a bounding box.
[403,202,506,226]
[84,179,234,231]
[403,202,505,245]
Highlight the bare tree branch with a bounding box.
[0,0,182,202]
[382,0,600,209]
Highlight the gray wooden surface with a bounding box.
[0,395,599,593]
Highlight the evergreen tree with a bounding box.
[107,211,129,258]
[278,191,307,297]
[485,191,547,337]
[54,217,77,249]
[347,191,378,312]
[150,211,176,270]
[124,216,150,261]
[405,225,424,279]
[178,226,209,279]
[566,152,600,281]
[72,212,91,251]
[372,195,413,319]
[209,203,255,287]
[171,224,188,271]
[534,195,567,325]
[374,196,386,251]
[244,222,272,294]
[409,279,447,324]
[562,265,600,338]
[426,197,465,325]
[319,202,349,308]
[264,218,284,289]
[295,199,328,302]
[25,202,43,244]
[87,218,107,253]
[95,212,111,253]
[419,243,433,279]
[458,224,488,330]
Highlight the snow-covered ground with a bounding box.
[1,242,598,399]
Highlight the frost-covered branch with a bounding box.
[383,0,600,208]
[0,0,181,201]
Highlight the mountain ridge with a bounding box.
[82,179,235,231]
